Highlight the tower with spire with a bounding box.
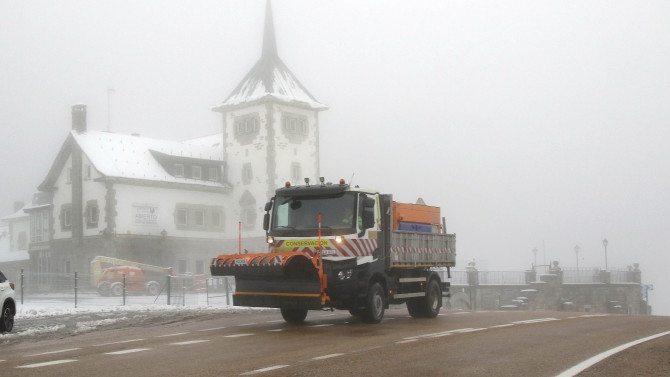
[213,0,327,236]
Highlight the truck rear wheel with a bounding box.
[280,308,308,324]
[406,279,441,318]
[147,281,160,296]
[361,282,385,324]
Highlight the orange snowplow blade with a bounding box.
[210,252,328,309]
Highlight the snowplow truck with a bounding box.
[210,179,456,324]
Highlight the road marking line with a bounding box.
[265,320,285,323]
[155,332,188,338]
[16,359,78,368]
[268,329,283,332]
[104,348,151,355]
[404,327,476,340]
[224,333,253,338]
[489,324,516,328]
[396,339,418,344]
[512,318,559,324]
[237,323,258,326]
[0,360,5,362]
[94,339,144,347]
[556,331,670,377]
[198,326,227,332]
[580,314,610,318]
[309,324,333,328]
[312,353,344,360]
[26,348,80,357]
[170,340,210,346]
[319,313,336,317]
[241,365,289,375]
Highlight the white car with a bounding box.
[0,269,16,332]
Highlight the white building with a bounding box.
[22,1,327,276]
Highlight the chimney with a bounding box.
[72,104,87,133]
[13,201,24,212]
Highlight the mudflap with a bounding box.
[211,252,325,310]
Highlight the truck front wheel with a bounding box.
[361,282,385,324]
[280,308,308,324]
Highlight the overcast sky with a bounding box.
[1,0,668,314]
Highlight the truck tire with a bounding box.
[361,282,385,324]
[424,279,442,318]
[147,281,160,296]
[407,279,442,318]
[1,303,14,333]
[110,282,124,297]
[281,308,308,324]
[97,281,111,296]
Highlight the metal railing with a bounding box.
[2,269,235,309]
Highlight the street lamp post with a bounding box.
[602,238,608,271]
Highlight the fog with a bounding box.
[1,1,668,315]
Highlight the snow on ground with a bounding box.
[1,296,274,345]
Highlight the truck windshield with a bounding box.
[270,193,357,237]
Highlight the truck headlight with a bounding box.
[266,236,274,244]
[337,269,353,281]
[335,235,343,243]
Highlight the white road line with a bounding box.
[16,359,78,369]
[155,332,188,338]
[312,353,344,360]
[265,320,285,323]
[0,359,5,362]
[580,314,610,318]
[404,327,476,340]
[170,340,210,346]
[511,318,559,324]
[451,312,471,315]
[241,365,289,375]
[309,324,333,328]
[396,339,418,344]
[237,323,258,326]
[267,329,283,332]
[94,339,144,347]
[555,331,670,377]
[198,326,227,332]
[489,324,516,328]
[104,348,151,355]
[224,333,253,338]
[26,348,80,357]
[319,313,336,317]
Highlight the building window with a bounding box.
[176,208,188,226]
[208,167,219,182]
[291,163,302,183]
[17,231,27,250]
[212,211,222,228]
[84,164,92,180]
[242,163,253,185]
[31,211,50,243]
[282,114,308,135]
[194,210,205,227]
[178,260,187,274]
[60,204,72,231]
[174,164,184,177]
[86,200,99,228]
[192,166,202,180]
[234,115,260,135]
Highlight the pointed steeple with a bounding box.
[214,0,327,112]
[262,0,277,58]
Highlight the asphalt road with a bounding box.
[1,308,669,377]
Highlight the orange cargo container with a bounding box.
[392,201,441,231]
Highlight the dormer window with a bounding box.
[174,163,184,177]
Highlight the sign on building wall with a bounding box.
[133,205,159,226]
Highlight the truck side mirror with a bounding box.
[264,201,273,212]
[263,213,270,231]
[362,207,375,229]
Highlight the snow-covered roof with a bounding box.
[1,205,29,222]
[183,133,223,148]
[213,1,327,112]
[72,130,225,186]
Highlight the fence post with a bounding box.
[20,268,24,305]
[74,272,78,308]
[224,277,229,305]
[122,273,126,306]
[167,275,171,305]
